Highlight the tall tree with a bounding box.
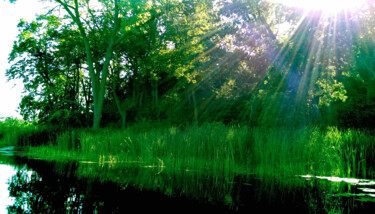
[9,0,155,128]
[52,0,122,128]
[7,15,90,126]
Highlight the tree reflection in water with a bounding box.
[7,162,85,213]
[6,159,233,213]
[6,157,375,213]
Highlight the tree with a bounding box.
[8,0,157,128]
[7,15,90,126]
[52,0,122,128]
[8,0,375,128]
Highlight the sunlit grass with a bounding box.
[19,124,375,179]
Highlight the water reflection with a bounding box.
[301,175,375,185]
[5,157,232,213]
[1,154,375,213]
[8,165,82,213]
[0,165,16,214]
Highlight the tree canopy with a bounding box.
[6,0,375,128]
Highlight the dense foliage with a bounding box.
[6,0,375,128]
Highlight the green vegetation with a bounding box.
[2,1,375,203]
[1,123,368,179]
[0,118,62,148]
[0,118,35,147]
[5,153,370,213]
[4,0,375,129]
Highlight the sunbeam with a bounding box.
[271,0,366,13]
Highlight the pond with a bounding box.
[1,153,375,213]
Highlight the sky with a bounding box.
[0,0,50,119]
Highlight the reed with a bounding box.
[0,119,37,147]
[19,123,375,178]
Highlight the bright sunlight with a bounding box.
[272,0,365,13]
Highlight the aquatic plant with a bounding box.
[21,124,375,179]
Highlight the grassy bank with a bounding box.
[0,119,62,149]
[2,122,372,179]
[0,119,36,147]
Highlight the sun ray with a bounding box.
[270,0,366,14]
[256,0,365,125]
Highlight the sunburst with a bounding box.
[271,0,365,13]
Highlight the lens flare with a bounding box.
[271,0,365,13]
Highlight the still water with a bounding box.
[1,153,375,213]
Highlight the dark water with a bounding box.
[1,154,375,213]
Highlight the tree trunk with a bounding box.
[152,79,159,107]
[57,0,120,129]
[120,111,127,129]
[112,83,127,129]
[192,91,198,126]
[367,78,375,105]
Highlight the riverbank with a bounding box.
[2,122,374,179]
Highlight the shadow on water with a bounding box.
[1,154,375,213]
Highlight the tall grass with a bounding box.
[23,123,375,179]
[0,119,37,147]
